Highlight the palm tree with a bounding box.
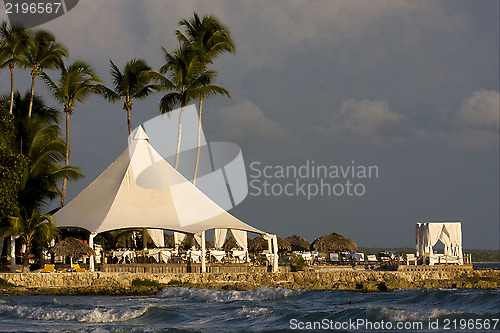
[41,60,102,206]
[2,208,58,272]
[2,92,80,272]
[0,22,30,114]
[10,94,82,214]
[96,59,159,249]
[159,46,228,172]
[21,29,67,118]
[97,59,159,135]
[176,13,234,184]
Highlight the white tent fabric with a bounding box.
[174,232,186,248]
[214,228,227,249]
[231,229,248,249]
[194,232,202,247]
[53,126,264,236]
[416,222,463,264]
[148,229,165,248]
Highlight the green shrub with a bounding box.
[0,278,15,288]
[291,254,308,271]
[131,278,161,287]
[167,279,182,286]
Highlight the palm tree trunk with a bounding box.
[10,236,16,273]
[61,111,70,207]
[174,106,185,170]
[28,73,36,118]
[127,109,132,135]
[22,243,30,273]
[193,97,204,186]
[9,63,14,114]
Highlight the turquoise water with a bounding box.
[0,287,499,332]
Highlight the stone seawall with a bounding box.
[0,269,498,294]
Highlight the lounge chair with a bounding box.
[72,264,86,272]
[406,253,417,265]
[329,253,340,264]
[439,255,460,265]
[42,264,55,273]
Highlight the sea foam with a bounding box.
[0,303,150,323]
[156,287,301,303]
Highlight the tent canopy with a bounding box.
[416,222,463,260]
[53,126,264,236]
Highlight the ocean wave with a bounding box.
[389,288,500,314]
[236,305,270,317]
[0,303,150,323]
[156,287,301,303]
[366,306,464,322]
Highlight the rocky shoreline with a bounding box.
[0,269,498,295]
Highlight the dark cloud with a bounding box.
[1,0,497,249]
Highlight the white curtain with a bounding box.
[174,232,186,248]
[416,224,425,256]
[231,229,248,250]
[148,229,165,247]
[194,232,203,248]
[444,223,463,262]
[416,222,464,263]
[426,223,444,255]
[214,229,227,249]
[439,226,452,256]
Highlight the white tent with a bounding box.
[416,222,463,264]
[53,126,279,272]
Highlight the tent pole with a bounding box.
[10,236,16,273]
[89,233,96,272]
[272,235,279,273]
[201,231,206,273]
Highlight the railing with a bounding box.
[99,263,260,274]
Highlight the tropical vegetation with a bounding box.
[97,59,159,135]
[159,13,234,180]
[0,12,235,271]
[41,60,101,206]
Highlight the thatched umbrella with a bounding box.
[249,235,291,253]
[222,237,252,251]
[286,235,311,251]
[50,237,96,265]
[311,233,357,253]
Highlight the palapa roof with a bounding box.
[286,235,311,251]
[50,237,96,258]
[222,237,252,251]
[311,233,357,253]
[249,235,291,253]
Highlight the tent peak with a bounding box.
[133,126,149,141]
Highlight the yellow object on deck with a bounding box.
[42,264,55,273]
[72,264,86,272]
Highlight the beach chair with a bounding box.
[440,255,459,265]
[42,264,55,273]
[356,253,365,264]
[72,264,86,272]
[406,253,417,265]
[329,253,340,264]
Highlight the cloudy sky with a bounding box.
[1,0,498,249]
